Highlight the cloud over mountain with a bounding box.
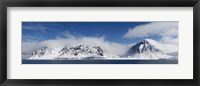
[22,36,129,58]
[123,22,178,45]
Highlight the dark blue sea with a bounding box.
[22,59,178,64]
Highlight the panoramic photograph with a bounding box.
[22,22,178,64]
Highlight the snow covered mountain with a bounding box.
[28,39,177,60]
[58,45,104,59]
[29,45,104,59]
[127,39,172,59]
[30,47,59,59]
[128,39,162,54]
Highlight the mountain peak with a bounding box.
[31,47,58,58]
[60,45,104,56]
[140,39,150,44]
[128,39,162,54]
[127,39,171,59]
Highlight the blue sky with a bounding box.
[22,22,162,44]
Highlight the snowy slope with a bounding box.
[127,39,172,59]
[58,45,104,59]
[29,47,59,59]
[144,39,178,53]
[29,45,104,59]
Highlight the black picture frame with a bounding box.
[0,0,200,86]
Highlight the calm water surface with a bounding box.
[22,59,178,64]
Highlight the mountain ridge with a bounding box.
[127,39,171,59]
[28,39,176,60]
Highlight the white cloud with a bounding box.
[22,36,129,57]
[159,37,178,45]
[23,24,47,32]
[123,22,178,45]
[22,40,41,55]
